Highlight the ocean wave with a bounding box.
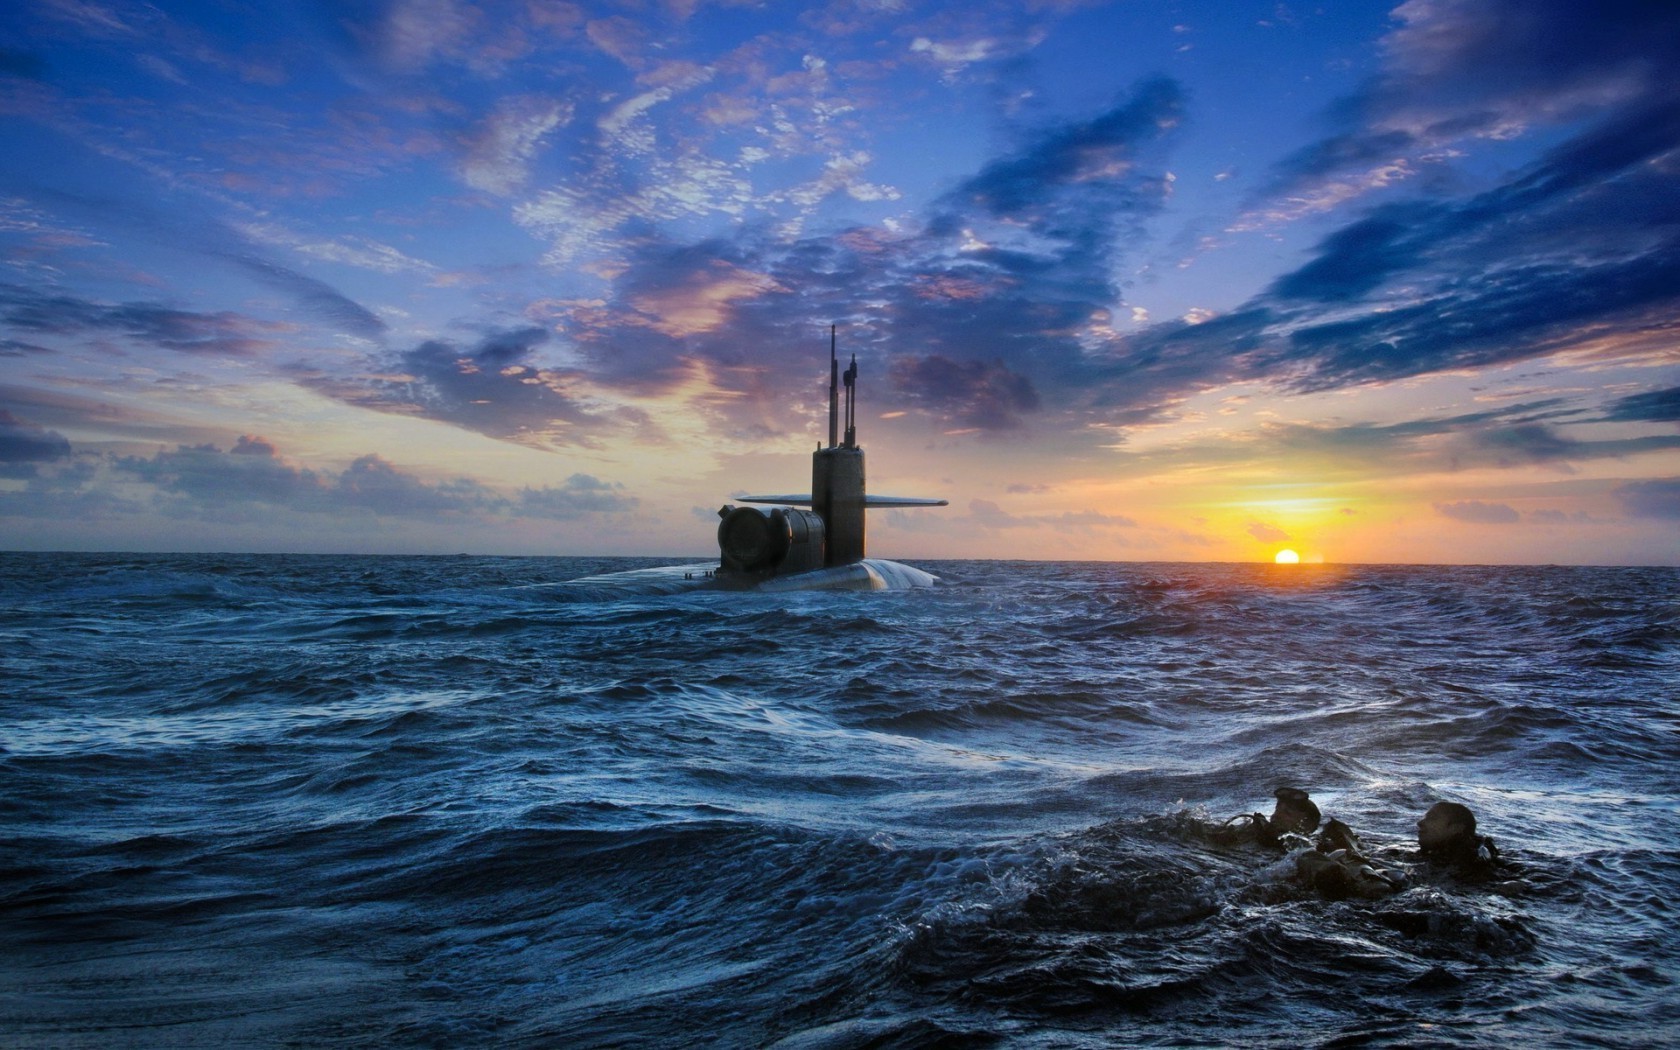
[3,554,1677,1046]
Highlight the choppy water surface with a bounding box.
[2,554,1677,1047]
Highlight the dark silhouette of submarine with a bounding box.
[566,329,947,594]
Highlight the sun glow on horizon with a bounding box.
[1274,549,1301,564]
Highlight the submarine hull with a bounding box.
[557,558,938,598]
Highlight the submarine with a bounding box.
[564,330,947,595]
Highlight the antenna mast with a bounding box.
[827,324,839,449]
[843,354,857,447]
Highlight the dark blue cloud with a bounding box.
[1258,0,1680,205]
[10,187,389,342]
[1258,128,1417,203]
[0,283,280,357]
[1267,207,1430,303]
[1602,386,1680,424]
[0,457,135,520]
[302,327,618,447]
[220,254,387,340]
[1155,1,1680,414]
[945,76,1184,223]
[887,354,1039,431]
[1268,230,1680,391]
[0,409,70,464]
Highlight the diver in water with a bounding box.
[1297,802,1505,900]
[1216,791,1502,899]
[1296,817,1408,900]
[1261,786,1321,845]
[1417,801,1500,869]
[1222,786,1322,848]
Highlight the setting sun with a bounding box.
[1274,549,1301,564]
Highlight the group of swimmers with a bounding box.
[1230,787,1500,900]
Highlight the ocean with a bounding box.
[2,553,1677,1048]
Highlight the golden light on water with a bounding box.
[1275,549,1301,564]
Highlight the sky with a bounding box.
[1,0,1677,564]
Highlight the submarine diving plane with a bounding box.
[564,331,947,595]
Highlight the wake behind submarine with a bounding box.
[565,331,947,595]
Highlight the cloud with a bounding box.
[0,409,72,478]
[944,75,1182,224]
[968,498,1137,532]
[1602,386,1680,424]
[507,71,1185,434]
[0,456,135,519]
[118,435,340,510]
[366,0,485,73]
[98,435,640,522]
[1088,397,1680,485]
[1093,2,1680,431]
[460,95,573,196]
[888,355,1040,431]
[1,338,56,356]
[1252,0,1680,215]
[1435,500,1520,524]
[516,474,638,519]
[299,326,614,447]
[6,186,393,339]
[0,283,286,356]
[235,223,440,278]
[333,452,498,516]
[624,254,784,339]
[1529,508,1600,525]
[218,254,388,339]
[1615,478,1680,520]
[1102,95,1680,417]
[907,17,1052,83]
[1265,206,1430,303]
[1247,522,1289,543]
[0,409,70,460]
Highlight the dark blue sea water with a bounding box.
[2,554,1677,1048]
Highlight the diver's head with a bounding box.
[1270,786,1321,836]
[1417,801,1479,860]
[1318,818,1361,854]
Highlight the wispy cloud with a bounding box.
[297,326,617,447]
[1246,0,1680,222]
[460,94,573,196]
[1435,500,1520,525]
[968,497,1139,532]
[80,433,640,522]
[0,283,288,356]
[218,254,388,339]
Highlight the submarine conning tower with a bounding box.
[722,327,945,579]
[813,333,866,566]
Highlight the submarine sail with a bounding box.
[735,326,945,574]
[561,328,944,595]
